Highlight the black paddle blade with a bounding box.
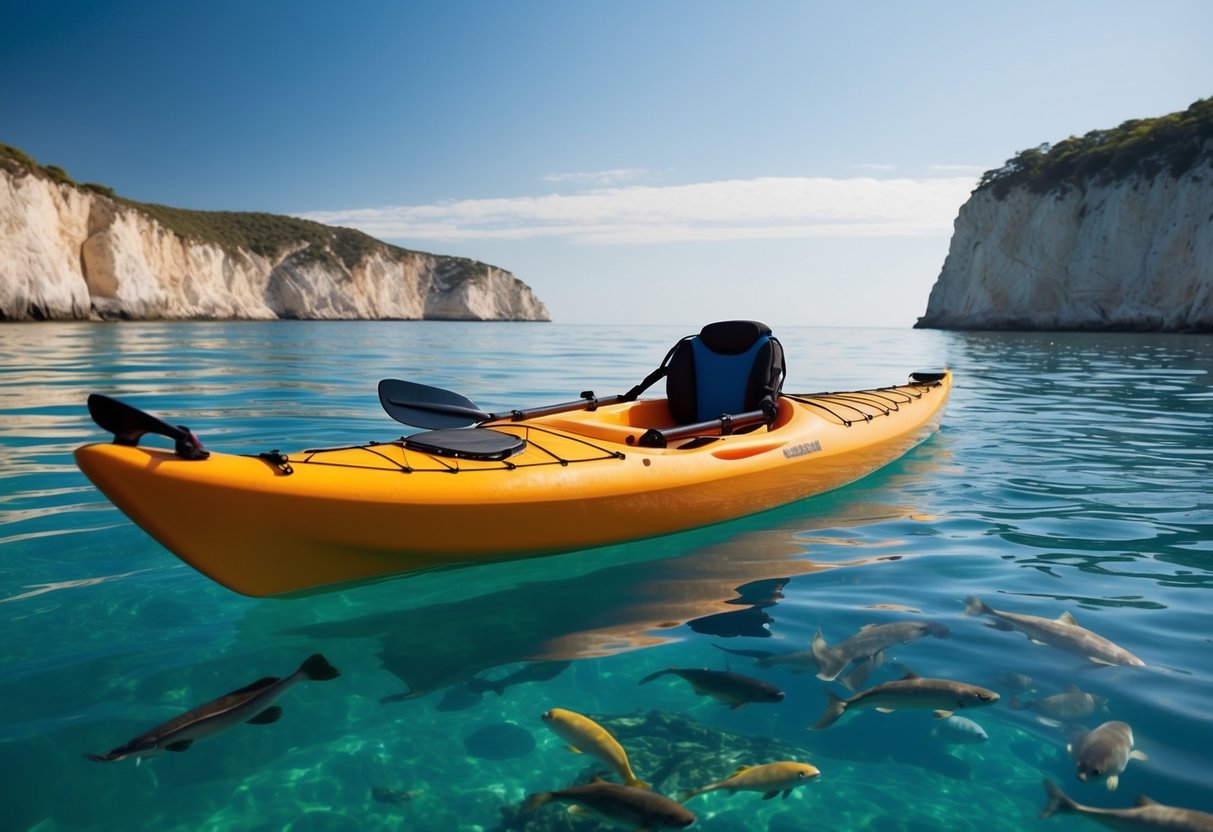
[86,394,209,459]
[378,379,490,429]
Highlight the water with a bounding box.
[1,321,1211,832]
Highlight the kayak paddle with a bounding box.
[378,379,625,430]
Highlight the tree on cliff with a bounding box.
[976,96,1213,198]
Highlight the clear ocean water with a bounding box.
[1,321,1211,832]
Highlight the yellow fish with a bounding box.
[541,707,649,789]
[679,761,820,802]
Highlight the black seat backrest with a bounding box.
[625,320,785,425]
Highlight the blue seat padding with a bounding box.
[689,336,767,420]
[665,320,784,424]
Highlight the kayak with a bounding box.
[74,371,951,596]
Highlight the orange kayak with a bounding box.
[75,372,951,596]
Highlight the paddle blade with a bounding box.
[378,379,490,429]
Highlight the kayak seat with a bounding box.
[626,320,786,425]
[403,428,527,461]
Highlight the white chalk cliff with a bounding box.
[918,148,1213,332]
[0,162,549,322]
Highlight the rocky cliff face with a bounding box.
[0,165,549,322]
[917,151,1212,332]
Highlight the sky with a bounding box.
[3,0,1211,327]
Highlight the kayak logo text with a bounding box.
[783,440,823,459]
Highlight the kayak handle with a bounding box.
[86,394,210,460]
[636,409,770,449]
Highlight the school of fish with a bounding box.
[81,588,1212,830]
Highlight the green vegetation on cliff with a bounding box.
[119,202,389,269]
[0,142,488,273]
[976,96,1213,198]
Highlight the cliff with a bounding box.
[0,147,549,322]
[917,98,1213,332]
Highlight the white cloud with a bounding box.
[853,163,897,171]
[299,176,977,245]
[541,168,656,185]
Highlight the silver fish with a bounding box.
[679,761,821,802]
[1041,779,1213,830]
[996,672,1035,694]
[85,654,340,762]
[640,667,783,709]
[713,643,878,691]
[1011,684,1108,726]
[812,620,951,681]
[964,597,1146,667]
[713,644,819,674]
[930,714,989,744]
[865,603,922,613]
[811,670,999,730]
[836,652,885,691]
[1068,720,1148,791]
[524,777,695,829]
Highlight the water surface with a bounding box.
[2,322,1211,831]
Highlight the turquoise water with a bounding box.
[1,321,1211,832]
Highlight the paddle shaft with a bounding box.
[384,395,628,423]
[486,394,627,423]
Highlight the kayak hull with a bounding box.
[75,373,951,596]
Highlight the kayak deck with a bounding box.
[294,382,939,471]
[74,374,951,596]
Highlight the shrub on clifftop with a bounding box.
[976,96,1213,198]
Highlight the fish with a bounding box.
[371,785,423,805]
[1010,684,1108,726]
[1067,720,1148,791]
[929,714,989,744]
[713,643,817,674]
[639,667,784,709]
[865,603,922,613]
[810,670,999,730]
[678,761,821,802]
[712,644,879,690]
[996,672,1035,694]
[964,596,1146,667]
[1041,779,1213,830]
[85,654,340,762]
[466,660,572,697]
[523,776,695,830]
[833,652,885,691]
[541,708,648,789]
[812,620,951,681]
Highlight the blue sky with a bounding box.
[3,1,1211,327]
